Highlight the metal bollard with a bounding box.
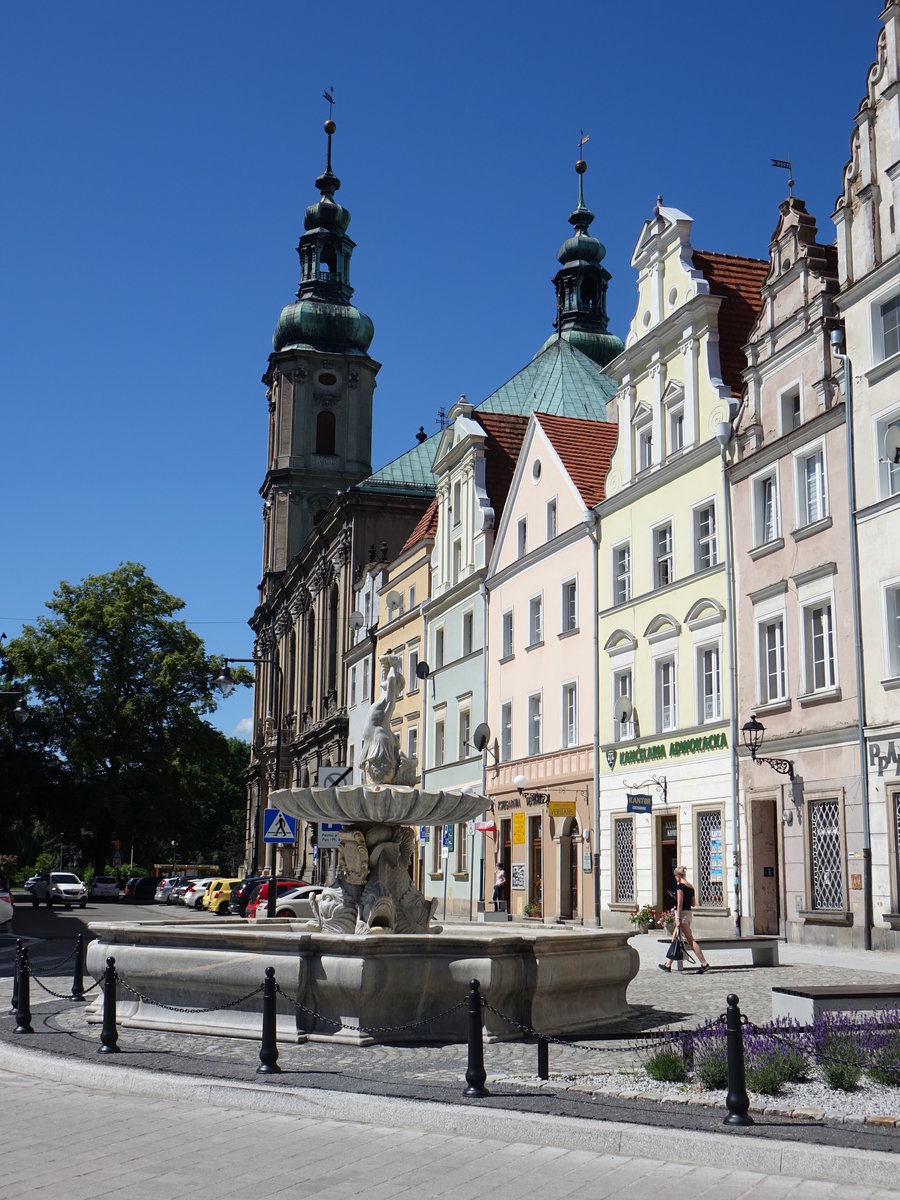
[71,933,85,1002]
[257,966,281,1074]
[98,956,120,1054]
[14,945,33,1034]
[723,992,753,1126]
[463,978,489,1097]
[537,1036,549,1081]
[10,938,21,1013]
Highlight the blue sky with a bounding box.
[0,1,878,740]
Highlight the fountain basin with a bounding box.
[269,785,487,827]
[85,921,639,1045]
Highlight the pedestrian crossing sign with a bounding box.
[263,807,298,843]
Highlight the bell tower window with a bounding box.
[316,410,336,455]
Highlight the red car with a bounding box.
[245,879,306,919]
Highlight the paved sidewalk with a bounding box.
[5,928,900,1192]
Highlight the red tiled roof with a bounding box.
[474,411,530,528]
[534,413,618,508]
[399,496,438,554]
[692,250,768,396]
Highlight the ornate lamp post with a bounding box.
[741,715,794,781]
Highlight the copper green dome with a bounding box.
[272,120,374,357]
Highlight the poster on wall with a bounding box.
[512,812,526,844]
[709,829,723,882]
[511,863,526,890]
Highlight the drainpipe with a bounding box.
[582,508,602,926]
[716,421,742,938]
[830,329,873,951]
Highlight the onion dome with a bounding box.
[273,117,374,355]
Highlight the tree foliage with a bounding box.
[1,563,251,873]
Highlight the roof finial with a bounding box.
[654,194,663,217]
[576,130,589,206]
[771,156,794,198]
[323,87,336,174]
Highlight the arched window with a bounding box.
[316,410,336,455]
[303,610,315,711]
[326,584,339,693]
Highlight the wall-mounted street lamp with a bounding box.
[214,653,283,917]
[741,714,794,781]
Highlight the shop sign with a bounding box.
[617,731,728,768]
[512,812,526,845]
[626,793,652,814]
[496,797,521,811]
[548,800,576,818]
[869,740,900,778]
[511,863,526,890]
[582,852,593,872]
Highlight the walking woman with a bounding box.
[659,866,710,973]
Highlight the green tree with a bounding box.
[3,563,251,873]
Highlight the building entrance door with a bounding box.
[658,814,678,915]
[751,798,779,934]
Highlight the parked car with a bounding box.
[122,876,163,904]
[23,873,42,892]
[246,879,306,920]
[169,877,199,905]
[202,877,242,915]
[274,885,323,920]
[0,874,13,930]
[228,876,268,917]
[31,872,87,908]
[88,876,119,901]
[154,877,182,904]
[182,878,215,910]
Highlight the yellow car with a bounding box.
[202,877,242,915]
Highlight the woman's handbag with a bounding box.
[665,933,684,961]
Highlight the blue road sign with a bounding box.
[263,808,298,843]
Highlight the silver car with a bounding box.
[32,872,87,909]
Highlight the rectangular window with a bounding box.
[887,585,900,678]
[613,817,635,904]
[655,657,676,732]
[694,504,718,571]
[781,386,801,433]
[561,580,577,633]
[697,810,723,906]
[434,720,445,767]
[517,518,527,558]
[500,701,512,762]
[362,658,370,703]
[462,610,474,656]
[654,524,674,589]
[457,823,468,874]
[527,692,542,756]
[408,584,416,610]
[613,669,633,741]
[613,542,631,605]
[501,610,514,659]
[562,682,577,747]
[881,294,900,361]
[698,645,721,723]
[452,539,462,584]
[408,648,419,692]
[528,596,543,646]
[546,499,557,541]
[798,447,826,526]
[350,665,357,707]
[434,627,444,669]
[810,797,844,910]
[639,427,653,472]
[407,726,418,762]
[753,472,779,545]
[669,407,684,454]
[758,618,787,703]
[877,413,900,498]
[452,479,462,526]
[803,601,836,692]
[459,709,471,760]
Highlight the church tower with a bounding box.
[259,113,379,602]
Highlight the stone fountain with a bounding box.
[85,656,638,1044]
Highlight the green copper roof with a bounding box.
[361,429,442,491]
[478,338,615,420]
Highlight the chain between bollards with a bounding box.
[14,944,33,1034]
[723,992,753,1126]
[463,978,489,1097]
[98,956,120,1054]
[257,965,281,1074]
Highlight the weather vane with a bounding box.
[771,156,794,197]
[324,88,335,120]
[578,130,590,157]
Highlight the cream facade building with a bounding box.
[597,203,766,933]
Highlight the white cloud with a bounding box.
[231,716,253,742]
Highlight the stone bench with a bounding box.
[657,934,781,970]
[772,984,900,1023]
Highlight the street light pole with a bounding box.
[582,509,602,927]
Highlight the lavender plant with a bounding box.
[810,1011,866,1092]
